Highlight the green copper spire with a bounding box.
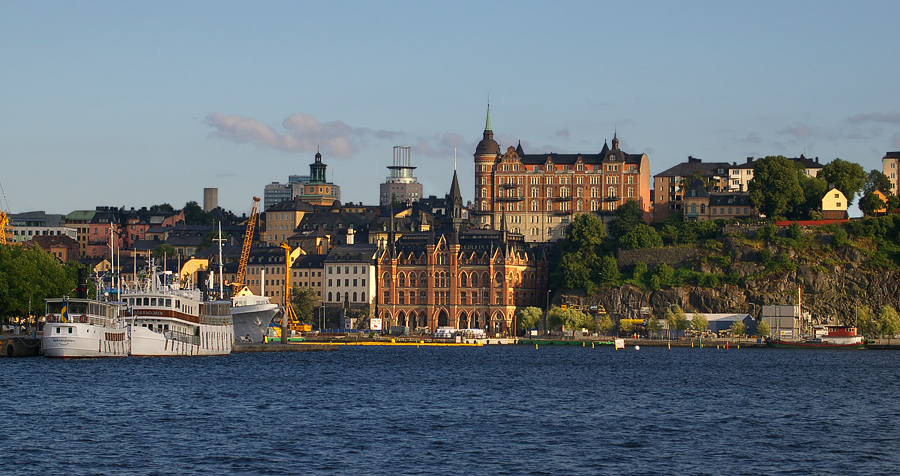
[485,103,492,131]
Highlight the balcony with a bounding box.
[499,183,518,189]
[553,196,572,202]
[553,210,573,215]
[603,196,620,202]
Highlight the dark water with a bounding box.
[2,345,898,476]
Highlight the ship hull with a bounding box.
[42,322,129,357]
[130,321,233,356]
[232,303,279,344]
[765,338,866,349]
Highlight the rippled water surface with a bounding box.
[2,345,898,475]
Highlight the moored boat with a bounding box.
[766,325,866,349]
[123,272,234,356]
[231,288,279,344]
[43,297,128,358]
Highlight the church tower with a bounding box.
[473,104,500,229]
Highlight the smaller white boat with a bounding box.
[43,297,128,358]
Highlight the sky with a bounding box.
[2,0,899,218]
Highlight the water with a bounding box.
[2,345,898,475]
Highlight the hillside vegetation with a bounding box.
[551,202,900,326]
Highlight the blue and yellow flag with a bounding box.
[61,297,69,323]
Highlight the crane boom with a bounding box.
[232,197,260,293]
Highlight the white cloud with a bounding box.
[556,128,570,140]
[204,112,400,158]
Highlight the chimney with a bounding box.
[346,226,355,245]
[746,157,753,164]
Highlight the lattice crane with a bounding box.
[231,197,260,293]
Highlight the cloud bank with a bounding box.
[205,112,401,158]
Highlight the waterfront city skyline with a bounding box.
[2,1,899,217]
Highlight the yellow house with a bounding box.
[871,190,889,215]
[822,187,848,220]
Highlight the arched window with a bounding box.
[361,292,366,302]
[353,292,358,302]
[327,292,333,302]
[409,272,417,287]
[471,273,478,287]
[398,272,406,287]
[460,273,468,287]
[495,272,503,287]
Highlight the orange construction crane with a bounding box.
[232,197,260,293]
[0,211,8,244]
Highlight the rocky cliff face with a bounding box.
[561,235,900,324]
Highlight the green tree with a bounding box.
[748,156,805,219]
[652,264,675,287]
[607,200,645,239]
[855,306,877,337]
[859,191,887,217]
[555,253,596,294]
[182,201,214,225]
[619,319,634,336]
[691,312,708,333]
[597,314,614,336]
[152,243,177,259]
[0,245,77,322]
[547,307,593,332]
[631,261,648,285]
[877,305,900,344]
[150,203,175,212]
[597,255,621,286]
[797,174,828,219]
[756,320,770,337]
[730,320,746,342]
[290,286,318,324]
[821,158,867,206]
[618,223,663,250]
[516,306,543,333]
[666,305,689,338]
[646,315,663,339]
[552,213,607,293]
[832,227,849,247]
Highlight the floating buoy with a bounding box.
[634,345,641,351]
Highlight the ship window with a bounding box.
[165,299,171,307]
[68,328,72,334]
[143,298,149,306]
[151,298,157,306]
[56,327,60,334]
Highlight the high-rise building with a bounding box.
[380,146,423,207]
[883,151,900,196]
[472,106,651,241]
[203,188,218,212]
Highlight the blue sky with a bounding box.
[2,0,899,217]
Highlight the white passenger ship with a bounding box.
[123,272,234,356]
[43,297,128,358]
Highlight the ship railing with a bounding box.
[163,330,201,347]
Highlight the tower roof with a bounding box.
[475,104,500,155]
